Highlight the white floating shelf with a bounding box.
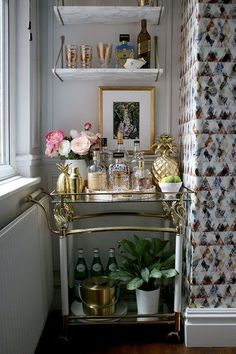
[52,68,163,82]
[54,6,164,25]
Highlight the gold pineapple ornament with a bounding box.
[151,134,180,185]
[56,163,70,193]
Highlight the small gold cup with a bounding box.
[138,0,155,6]
[80,44,93,68]
[65,44,79,68]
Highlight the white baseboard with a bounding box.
[185,308,236,347]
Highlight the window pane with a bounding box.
[0,0,8,166]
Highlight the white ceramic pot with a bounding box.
[65,159,88,188]
[136,287,160,321]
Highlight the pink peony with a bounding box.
[84,122,92,130]
[45,143,59,158]
[81,130,100,145]
[70,134,91,156]
[45,130,64,145]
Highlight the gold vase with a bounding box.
[151,134,180,185]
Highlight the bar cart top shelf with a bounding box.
[54,6,164,25]
[50,187,194,204]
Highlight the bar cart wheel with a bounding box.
[166,331,181,343]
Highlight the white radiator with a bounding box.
[0,196,53,354]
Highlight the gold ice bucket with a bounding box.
[80,276,116,316]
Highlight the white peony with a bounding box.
[58,139,71,157]
[70,129,79,139]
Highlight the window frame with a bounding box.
[0,0,15,180]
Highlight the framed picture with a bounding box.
[98,86,155,154]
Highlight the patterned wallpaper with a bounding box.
[180,0,236,307]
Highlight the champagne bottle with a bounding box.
[106,248,118,275]
[137,19,151,68]
[74,248,89,302]
[90,248,104,277]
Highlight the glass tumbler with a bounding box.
[97,42,112,68]
[80,45,93,68]
[138,0,155,6]
[65,44,79,68]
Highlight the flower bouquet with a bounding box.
[45,122,101,160]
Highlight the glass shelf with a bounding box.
[50,187,194,204]
[54,6,164,26]
[52,68,163,82]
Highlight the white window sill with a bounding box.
[0,175,41,201]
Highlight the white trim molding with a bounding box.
[185,308,236,347]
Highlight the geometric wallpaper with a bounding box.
[180,0,236,307]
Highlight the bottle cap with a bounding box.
[134,140,140,144]
[101,137,107,146]
[141,19,147,26]
[120,34,130,42]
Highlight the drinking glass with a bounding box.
[65,44,78,68]
[97,42,113,68]
[80,45,93,68]
[138,0,155,6]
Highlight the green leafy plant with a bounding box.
[110,235,177,291]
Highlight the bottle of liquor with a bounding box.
[100,137,113,170]
[132,159,153,190]
[87,148,108,191]
[114,131,129,163]
[115,34,135,68]
[109,151,130,192]
[130,140,142,173]
[90,248,104,277]
[74,248,89,302]
[105,248,118,275]
[137,19,151,68]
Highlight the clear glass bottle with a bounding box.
[74,248,89,302]
[109,151,130,192]
[105,248,118,275]
[115,34,135,68]
[114,131,129,163]
[100,137,113,170]
[137,19,151,68]
[87,148,108,191]
[90,248,104,277]
[132,159,153,190]
[130,140,142,173]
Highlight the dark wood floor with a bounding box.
[35,310,236,354]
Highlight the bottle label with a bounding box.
[108,263,117,272]
[92,263,102,272]
[138,40,151,55]
[88,172,107,190]
[76,264,86,272]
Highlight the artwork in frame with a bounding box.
[98,86,155,154]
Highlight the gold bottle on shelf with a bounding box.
[56,163,70,194]
[151,134,180,185]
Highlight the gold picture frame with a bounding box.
[98,86,155,154]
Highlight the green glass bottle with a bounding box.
[74,248,89,302]
[105,247,118,275]
[90,248,104,277]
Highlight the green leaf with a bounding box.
[141,267,150,283]
[127,277,144,290]
[109,270,133,282]
[150,268,163,279]
[161,268,178,279]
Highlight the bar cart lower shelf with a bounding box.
[27,189,191,344]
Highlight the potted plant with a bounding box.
[110,235,177,316]
[158,175,182,198]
